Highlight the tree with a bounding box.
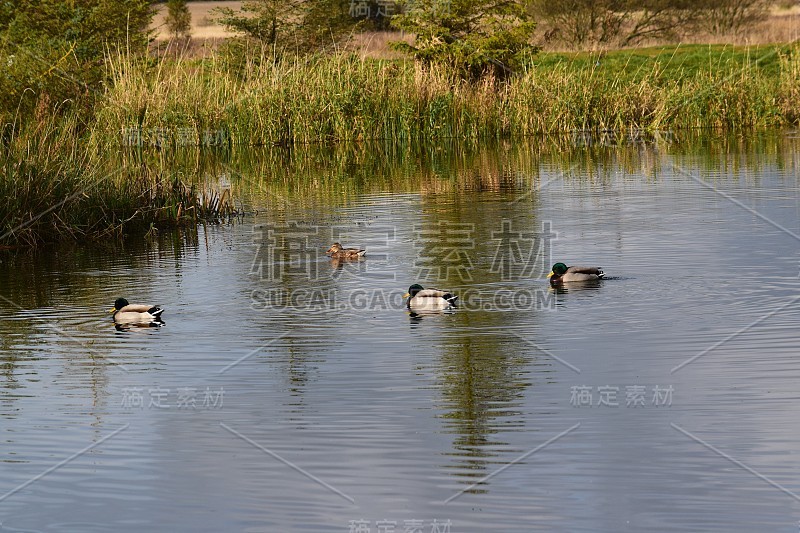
[621,1,695,46]
[0,0,154,116]
[302,0,361,51]
[166,0,192,41]
[532,0,696,48]
[693,0,770,35]
[1,0,153,58]
[213,0,359,52]
[346,0,402,30]
[533,0,771,47]
[213,0,298,45]
[532,0,626,47]
[390,0,537,80]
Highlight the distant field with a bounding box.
[151,1,240,40]
[152,1,800,49]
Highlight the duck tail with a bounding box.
[148,306,164,318]
[443,294,458,307]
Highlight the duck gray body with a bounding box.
[548,263,605,283]
[111,298,164,325]
[404,284,458,311]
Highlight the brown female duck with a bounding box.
[326,242,366,259]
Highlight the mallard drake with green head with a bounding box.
[547,263,604,283]
[110,298,164,325]
[404,284,458,311]
[326,242,366,259]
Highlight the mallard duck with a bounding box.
[110,298,164,324]
[547,262,604,283]
[404,284,458,311]
[326,242,366,259]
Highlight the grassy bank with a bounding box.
[0,114,236,247]
[88,44,800,149]
[2,43,799,246]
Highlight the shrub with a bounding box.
[390,0,537,81]
[0,0,154,119]
[212,0,358,53]
[166,0,192,41]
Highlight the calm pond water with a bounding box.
[2,132,800,532]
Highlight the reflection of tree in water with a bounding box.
[248,213,336,407]
[273,339,321,403]
[435,324,533,493]
[185,130,799,205]
[406,153,545,493]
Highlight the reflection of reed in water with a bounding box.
[172,179,242,224]
[170,132,800,209]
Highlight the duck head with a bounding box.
[403,284,425,299]
[110,297,129,313]
[547,263,569,279]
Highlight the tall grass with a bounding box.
[92,49,497,146]
[0,111,236,246]
[89,43,800,150]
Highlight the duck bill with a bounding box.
[403,293,410,299]
[546,271,554,278]
[108,307,117,313]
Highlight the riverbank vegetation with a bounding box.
[1,114,237,246]
[90,43,799,148]
[1,0,799,246]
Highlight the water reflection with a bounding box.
[436,328,531,492]
[548,280,605,294]
[328,255,366,272]
[113,321,166,332]
[2,131,800,531]
[407,308,458,323]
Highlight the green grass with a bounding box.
[84,43,799,148]
[1,42,799,246]
[533,44,787,78]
